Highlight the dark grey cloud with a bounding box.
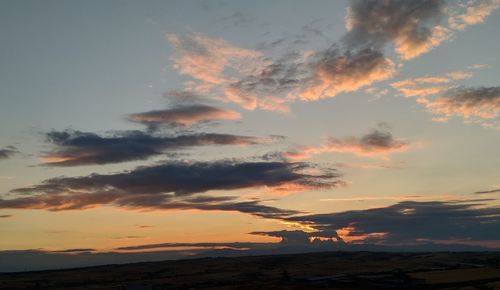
[289,200,500,244]
[116,242,268,251]
[0,192,300,219]
[42,130,261,166]
[1,160,341,218]
[476,189,500,194]
[344,0,447,59]
[0,146,18,160]
[354,129,409,151]
[420,86,500,121]
[128,104,241,128]
[50,248,96,253]
[116,195,302,219]
[23,160,340,195]
[110,236,145,240]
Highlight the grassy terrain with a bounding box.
[1,251,500,289]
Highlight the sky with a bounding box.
[1,0,500,271]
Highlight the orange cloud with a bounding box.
[396,86,450,98]
[394,25,451,60]
[167,31,264,86]
[336,224,387,244]
[298,49,395,101]
[128,105,241,127]
[223,86,258,110]
[449,0,500,30]
[391,68,475,98]
[447,70,473,80]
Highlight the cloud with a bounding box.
[475,189,500,194]
[392,77,450,88]
[284,128,409,160]
[0,214,12,218]
[391,69,475,98]
[394,85,450,98]
[419,86,500,121]
[345,0,449,60]
[449,0,500,30]
[116,242,267,251]
[128,104,241,128]
[42,130,262,166]
[228,0,454,105]
[0,146,18,160]
[167,31,264,88]
[50,248,96,253]
[13,160,341,196]
[136,224,153,228]
[227,47,396,105]
[400,86,452,98]
[447,70,474,80]
[110,236,145,240]
[289,200,500,245]
[1,160,341,218]
[251,230,341,244]
[0,192,300,219]
[298,48,396,101]
[164,1,497,112]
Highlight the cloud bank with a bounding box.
[1,160,342,218]
[42,130,262,166]
[289,200,500,245]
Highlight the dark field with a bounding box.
[1,251,500,290]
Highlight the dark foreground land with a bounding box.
[1,252,500,290]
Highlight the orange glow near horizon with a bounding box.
[336,225,387,244]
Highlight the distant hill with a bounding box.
[1,251,500,289]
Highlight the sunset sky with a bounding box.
[1,0,500,269]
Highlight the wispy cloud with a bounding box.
[449,0,500,30]
[128,104,240,128]
[0,146,18,160]
[475,188,500,194]
[167,31,264,87]
[391,69,474,98]
[284,128,409,160]
[418,86,500,127]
